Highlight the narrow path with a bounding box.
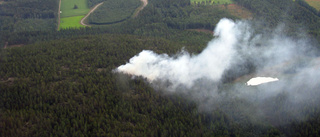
[133,0,148,17]
[57,0,61,30]
[80,2,104,26]
[4,42,8,49]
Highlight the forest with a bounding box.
[88,0,141,24]
[0,0,58,33]
[1,0,320,136]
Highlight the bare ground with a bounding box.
[4,44,25,49]
[57,0,61,30]
[133,0,148,17]
[187,29,213,35]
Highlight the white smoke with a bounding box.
[117,18,238,88]
[115,18,320,125]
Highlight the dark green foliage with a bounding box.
[1,0,320,136]
[296,0,320,17]
[88,0,141,24]
[0,0,58,32]
[0,0,236,47]
[87,0,106,7]
[2,31,320,137]
[73,4,78,9]
[233,0,320,40]
[0,0,58,48]
[0,34,274,136]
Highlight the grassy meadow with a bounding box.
[305,0,320,11]
[60,0,90,17]
[60,16,86,30]
[191,0,233,5]
[59,0,90,29]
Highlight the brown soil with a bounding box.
[0,77,16,86]
[4,43,25,49]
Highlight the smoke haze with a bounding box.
[115,18,320,125]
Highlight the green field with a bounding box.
[191,0,233,5]
[305,0,320,11]
[60,0,90,18]
[59,0,90,29]
[60,16,86,29]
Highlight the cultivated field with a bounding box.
[191,0,233,5]
[59,0,90,29]
[305,0,320,11]
[60,16,86,29]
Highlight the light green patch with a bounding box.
[60,0,90,17]
[305,0,320,11]
[191,0,233,5]
[59,16,85,30]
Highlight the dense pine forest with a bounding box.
[88,0,141,24]
[1,0,320,136]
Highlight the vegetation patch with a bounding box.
[14,19,57,32]
[191,0,233,5]
[218,4,252,18]
[60,16,86,29]
[60,0,90,17]
[0,0,58,35]
[59,0,90,29]
[305,0,320,11]
[88,0,140,24]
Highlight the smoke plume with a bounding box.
[115,18,320,125]
[117,18,238,88]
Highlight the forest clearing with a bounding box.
[60,0,89,17]
[60,16,86,29]
[59,0,90,29]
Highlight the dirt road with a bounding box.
[133,0,148,17]
[80,2,104,26]
[57,0,61,30]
